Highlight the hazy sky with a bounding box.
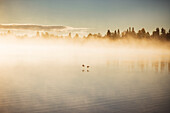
[0,0,170,34]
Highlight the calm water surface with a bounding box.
[0,44,170,113]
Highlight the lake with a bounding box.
[0,40,170,113]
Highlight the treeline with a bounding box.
[104,27,170,41]
[86,27,170,41]
[1,27,170,41]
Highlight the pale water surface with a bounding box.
[0,42,170,113]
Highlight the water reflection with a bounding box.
[106,58,170,73]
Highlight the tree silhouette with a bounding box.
[69,33,72,38]
[36,31,40,37]
[74,33,79,39]
[107,30,111,37]
[161,28,166,39]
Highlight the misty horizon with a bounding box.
[0,0,170,113]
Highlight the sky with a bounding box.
[0,0,170,34]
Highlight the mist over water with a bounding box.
[0,36,170,113]
[1,0,170,111]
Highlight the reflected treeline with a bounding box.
[1,27,170,41]
[107,59,170,73]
